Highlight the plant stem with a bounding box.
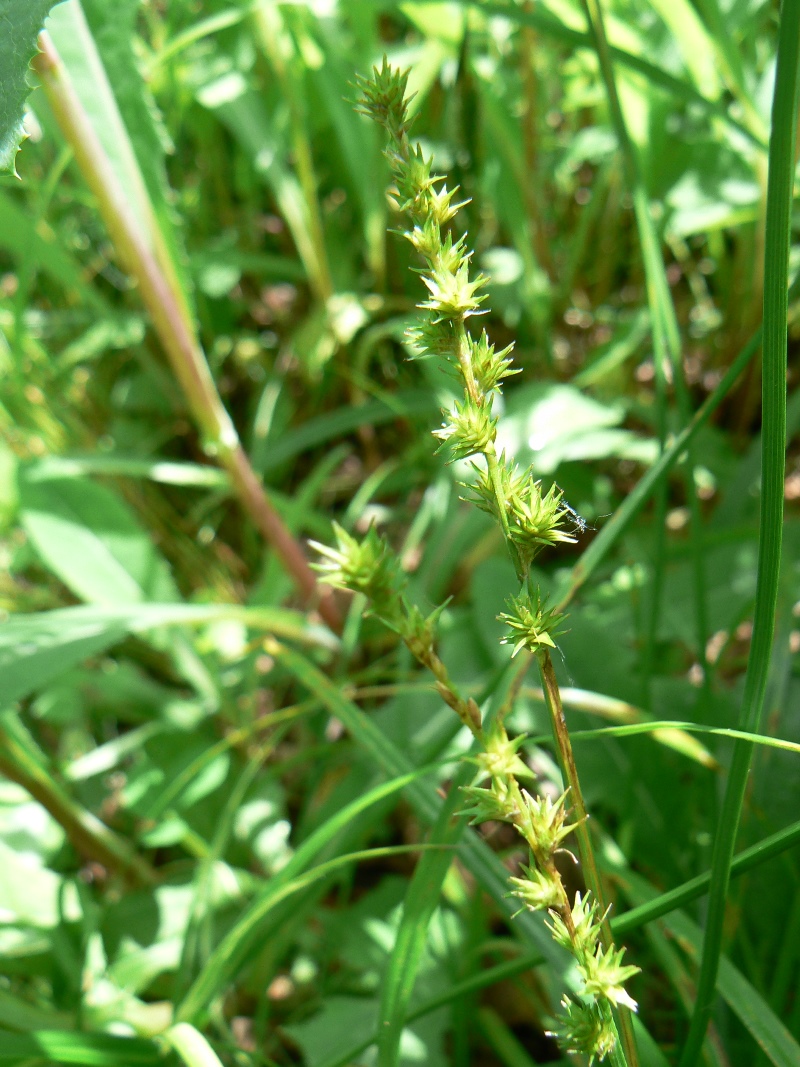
[538,648,638,1067]
[537,650,608,931]
[32,32,341,633]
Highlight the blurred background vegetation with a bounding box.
[0,0,799,1065]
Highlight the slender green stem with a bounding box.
[32,32,340,632]
[678,1,800,1062]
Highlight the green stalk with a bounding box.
[678,1,800,1061]
[32,32,340,633]
[537,651,608,928]
[536,649,629,1067]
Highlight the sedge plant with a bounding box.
[312,61,639,1064]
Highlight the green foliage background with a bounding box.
[0,0,799,1065]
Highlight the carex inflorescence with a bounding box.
[312,59,639,1064]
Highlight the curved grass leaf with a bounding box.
[0,1030,159,1065]
[176,767,444,1024]
[621,870,800,1067]
[531,720,800,758]
[613,817,800,937]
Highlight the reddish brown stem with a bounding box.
[32,33,341,633]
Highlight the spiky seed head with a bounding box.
[311,523,404,610]
[577,943,640,1011]
[507,480,576,566]
[470,332,520,393]
[420,261,487,319]
[474,720,532,784]
[508,864,562,914]
[433,399,498,461]
[355,58,413,141]
[406,314,460,362]
[547,997,616,1064]
[546,891,605,961]
[498,593,566,656]
[391,144,439,213]
[458,784,515,825]
[514,788,579,858]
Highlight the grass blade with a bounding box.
[0,1030,159,1065]
[678,1,800,1060]
[622,871,800,1067]
[377,762,469,1067]
[613,818,800,937]
[176,767,443,1024]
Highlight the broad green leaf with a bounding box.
[0,0,61,174]
[0,603,336,707]
[19,471,179,605]
[0,608,129,705]
[0,990,72,1033]
[497,382,657,474]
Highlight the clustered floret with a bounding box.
[311,59,640,1063]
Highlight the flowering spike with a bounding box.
[340,61,640,1067]
[578,942,641,1010]
[508,863,562,913]
[514,788,580,859]
[433,399,498,461]
[498,593,567,656]
[547,998,617,1064]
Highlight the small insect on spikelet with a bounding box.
[311,59,639,1064]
